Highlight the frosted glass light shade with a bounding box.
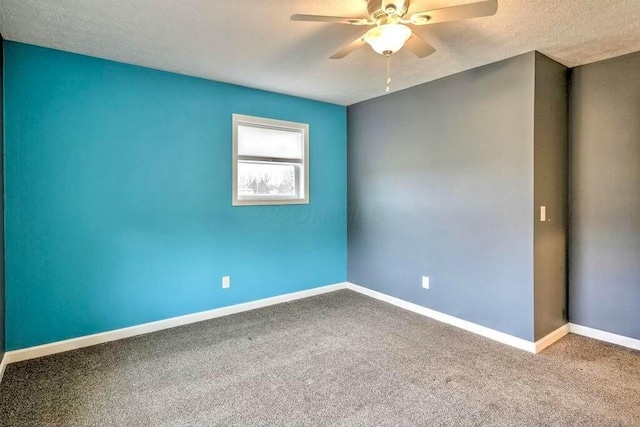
[364,24,412,55]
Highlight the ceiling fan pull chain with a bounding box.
[385,52,391,93]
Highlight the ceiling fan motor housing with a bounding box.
[368,0,410,21]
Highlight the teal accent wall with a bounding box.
[4,41,347,350]
[0,35,6,359]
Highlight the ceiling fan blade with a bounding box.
[291,14,372,26]
[330,35,367,59]
[408,0,498,25]
[404,33,436,58]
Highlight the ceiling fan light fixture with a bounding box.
[363,24,412,55]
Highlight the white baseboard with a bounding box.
[8,281,634,369]
[0,354,7,383]
[345,282,540,353]
[535,324,570,353]
[569,323,640,351]
[4,282,349,364]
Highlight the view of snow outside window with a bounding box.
[238,162,296,196]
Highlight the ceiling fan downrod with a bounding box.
[385,51,392,93]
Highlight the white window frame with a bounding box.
[232,114,309,206]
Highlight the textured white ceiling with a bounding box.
[1,0,639,105]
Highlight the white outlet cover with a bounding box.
[422,276,429,289]
[222,276,230,289]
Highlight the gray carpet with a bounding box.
[1,290,639,426]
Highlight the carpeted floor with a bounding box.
[1,290,639,426]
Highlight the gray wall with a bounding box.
[533,53,568,340]
[569,51,640,340]
[348,53,537,341]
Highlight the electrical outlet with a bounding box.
[422,276,430,289]
[222,276,230,289]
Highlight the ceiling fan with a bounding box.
[291,0,498,91]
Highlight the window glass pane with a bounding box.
[238,124,302,159]
[237,162,297,196]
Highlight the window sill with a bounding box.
[232,198,310,207]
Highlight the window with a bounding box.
[232,114,309,206]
